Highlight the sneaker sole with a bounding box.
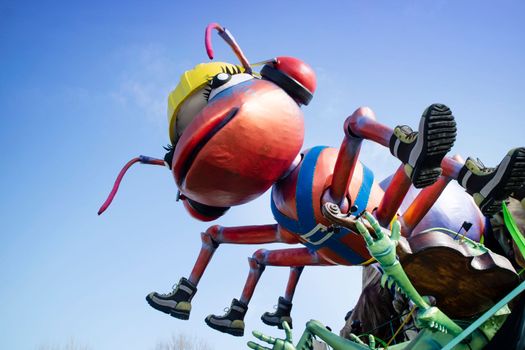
[145,295,190,320]
[477,147,525,216]
[409,104,457,188]
[204,317,244,337]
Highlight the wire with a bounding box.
[385,307,416,348]
[353,307,413,349]
[420,227,465,238]
[357,309,411,337]
[419,227,485,249]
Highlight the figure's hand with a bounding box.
[348,333,377,349]
[322,203,401,269]
[247,321,295,350]
[321,203,400,247]
[355,211,401,268]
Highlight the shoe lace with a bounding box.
[399,125,417,141]
[159,282,180,297]
[474,158,495,173]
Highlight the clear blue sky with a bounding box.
[1,1,524,349]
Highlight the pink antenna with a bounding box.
[205,22,252,74]
[98,155,166,215]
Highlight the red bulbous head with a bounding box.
[170,66,305,210]
[98,25,317,221]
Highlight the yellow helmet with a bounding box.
[167,62,243,144]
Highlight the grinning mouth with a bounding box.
[177,107,239,185]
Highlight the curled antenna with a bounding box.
[205,22,252,74]
[98,155,166,215]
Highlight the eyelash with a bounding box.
[202,65,242,101]
[203,86,212,100]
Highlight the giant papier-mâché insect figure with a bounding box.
[98,22,525,337]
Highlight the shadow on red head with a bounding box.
[98,23,316,222]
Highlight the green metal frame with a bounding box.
[248,209,524,350]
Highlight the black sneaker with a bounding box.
[458,148,525,216]
[261,296,293,329]
[205,298,248,337]
[146,277,197,320]
[390,104,456,188]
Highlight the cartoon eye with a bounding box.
[175,73,253,142]
[208,73,254,101]
[210,73,231,89]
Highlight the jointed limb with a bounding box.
[398,176,452,236]
[205,247,333,336]
[399,155,466,235]
[375,165,411,228]
[327,107,371,208]
[189,224,299,285]
[147,224,300,321]
[338,104,525,219]
[284,266,304,301]
[328,105,456,222]
[240,248,328,304]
